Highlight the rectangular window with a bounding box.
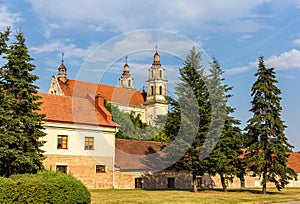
[57,135,68,149]
[96,165,106,173]
[135,178,143,189]
[56,165,67,174]
[168,177,175,189]
[84,137,94,150]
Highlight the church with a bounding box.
[47,50,168,125]
[38,50,175,189]
[38,50,300,189]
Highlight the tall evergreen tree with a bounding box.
[245,56,297,194]
[0,28,10,56]
[163,47,211,192]
[204,57,243,192]
[0,31,45,177]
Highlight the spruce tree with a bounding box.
[245,55,297,194]
[0,31,45,177]
[163,47,211,192]
[204,57,243,192]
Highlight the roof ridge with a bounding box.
[67,78,143,93]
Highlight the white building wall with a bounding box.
[41,121,116,157]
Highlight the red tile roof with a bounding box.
[38,93,117,127]
[287,152,300,173]
[115,140,300,173]
[58,79,145,106]
[115,139,165,171]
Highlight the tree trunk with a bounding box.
[240,176,245,188]
[262,171,267,194]
[193,174,198,192]
[220,174,227,192]
[262,183,267,194]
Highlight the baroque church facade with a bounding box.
[48,50,168,124]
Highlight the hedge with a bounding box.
[0,171,91,204]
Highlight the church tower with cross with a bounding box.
[57,53,67,83]
[119,56,135,89]
[144,48,168,124]
[48,49,168,125]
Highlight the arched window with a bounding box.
[159,86,162,95]
[128,80,131,87]
[152,70,154,78]
[151,86,154,95]
[120,80,123,86]
[159,70,162,78]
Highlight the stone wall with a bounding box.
[44,155,300,189]
[142,170,193,189]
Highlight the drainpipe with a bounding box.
[112,127,117,189]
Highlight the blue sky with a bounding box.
[1,0,300,151]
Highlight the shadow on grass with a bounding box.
[196,188,282,195]
[90,188,285,195]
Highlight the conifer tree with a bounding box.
[163,47,211,192]
[204,57,243,192]
[0,31,45,177]
[245,56,297,194]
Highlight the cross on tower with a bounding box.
[62,52,64,64]
[125,56,128,64]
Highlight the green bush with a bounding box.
[0,171,91,204]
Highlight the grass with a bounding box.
[90,188,300,204]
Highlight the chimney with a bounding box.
[85,94,114,124]
[95,94,104,107]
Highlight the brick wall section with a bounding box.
[44,154,114,189]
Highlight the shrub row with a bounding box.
[0,171,91,204]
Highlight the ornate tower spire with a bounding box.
[152,45,161,66]
[144,48,168,124]
[58,52,67,83]
[119,56,135,89]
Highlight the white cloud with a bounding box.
[227,49,300,76]
[30,40,98,59]
[224,66,252,76]
[0,5,22,30]
[292,39,300,46]
[85,30,199,64]
[263,49,300,70]
[28,0,270,34]
[226,49,300,75]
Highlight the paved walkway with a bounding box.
[277,202,300,204]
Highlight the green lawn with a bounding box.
[90,188,300,204]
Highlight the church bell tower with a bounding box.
[144,48,168,124]
[119,56,135,89]
[57,53,67,83]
